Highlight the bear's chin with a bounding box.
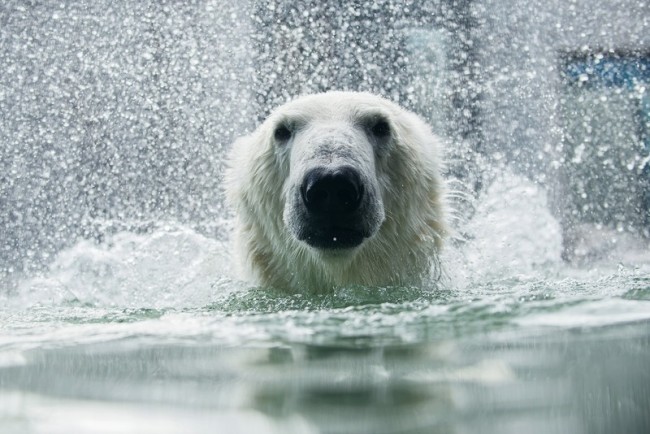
[299,227,367,250]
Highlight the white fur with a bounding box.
[226,91,446,292]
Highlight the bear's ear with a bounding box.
[224,128,276,209]
[224,133,257,208]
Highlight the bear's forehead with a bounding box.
[276,93,395,122]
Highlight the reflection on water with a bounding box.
[1,319,649,434]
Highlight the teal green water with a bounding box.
[2,265,650,434]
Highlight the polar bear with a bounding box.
[226,91,446,292]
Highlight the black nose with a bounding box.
[301,167,364,217]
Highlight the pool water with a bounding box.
[1,174,649,434]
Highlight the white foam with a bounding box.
[444,170,564,287]
[12,224,239,309]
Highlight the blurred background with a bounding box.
[1,0,649,286]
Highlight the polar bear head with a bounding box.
[226,91,446,292]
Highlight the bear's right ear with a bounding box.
[224,128,276,209]
[224,134,255,208]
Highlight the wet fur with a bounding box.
[226,91,446,292]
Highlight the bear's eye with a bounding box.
[370,118,391,138]
[274,123,293,142]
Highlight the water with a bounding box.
[2,174,649,434]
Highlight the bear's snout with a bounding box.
[301,167,364,217]
[296,165,370,250]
